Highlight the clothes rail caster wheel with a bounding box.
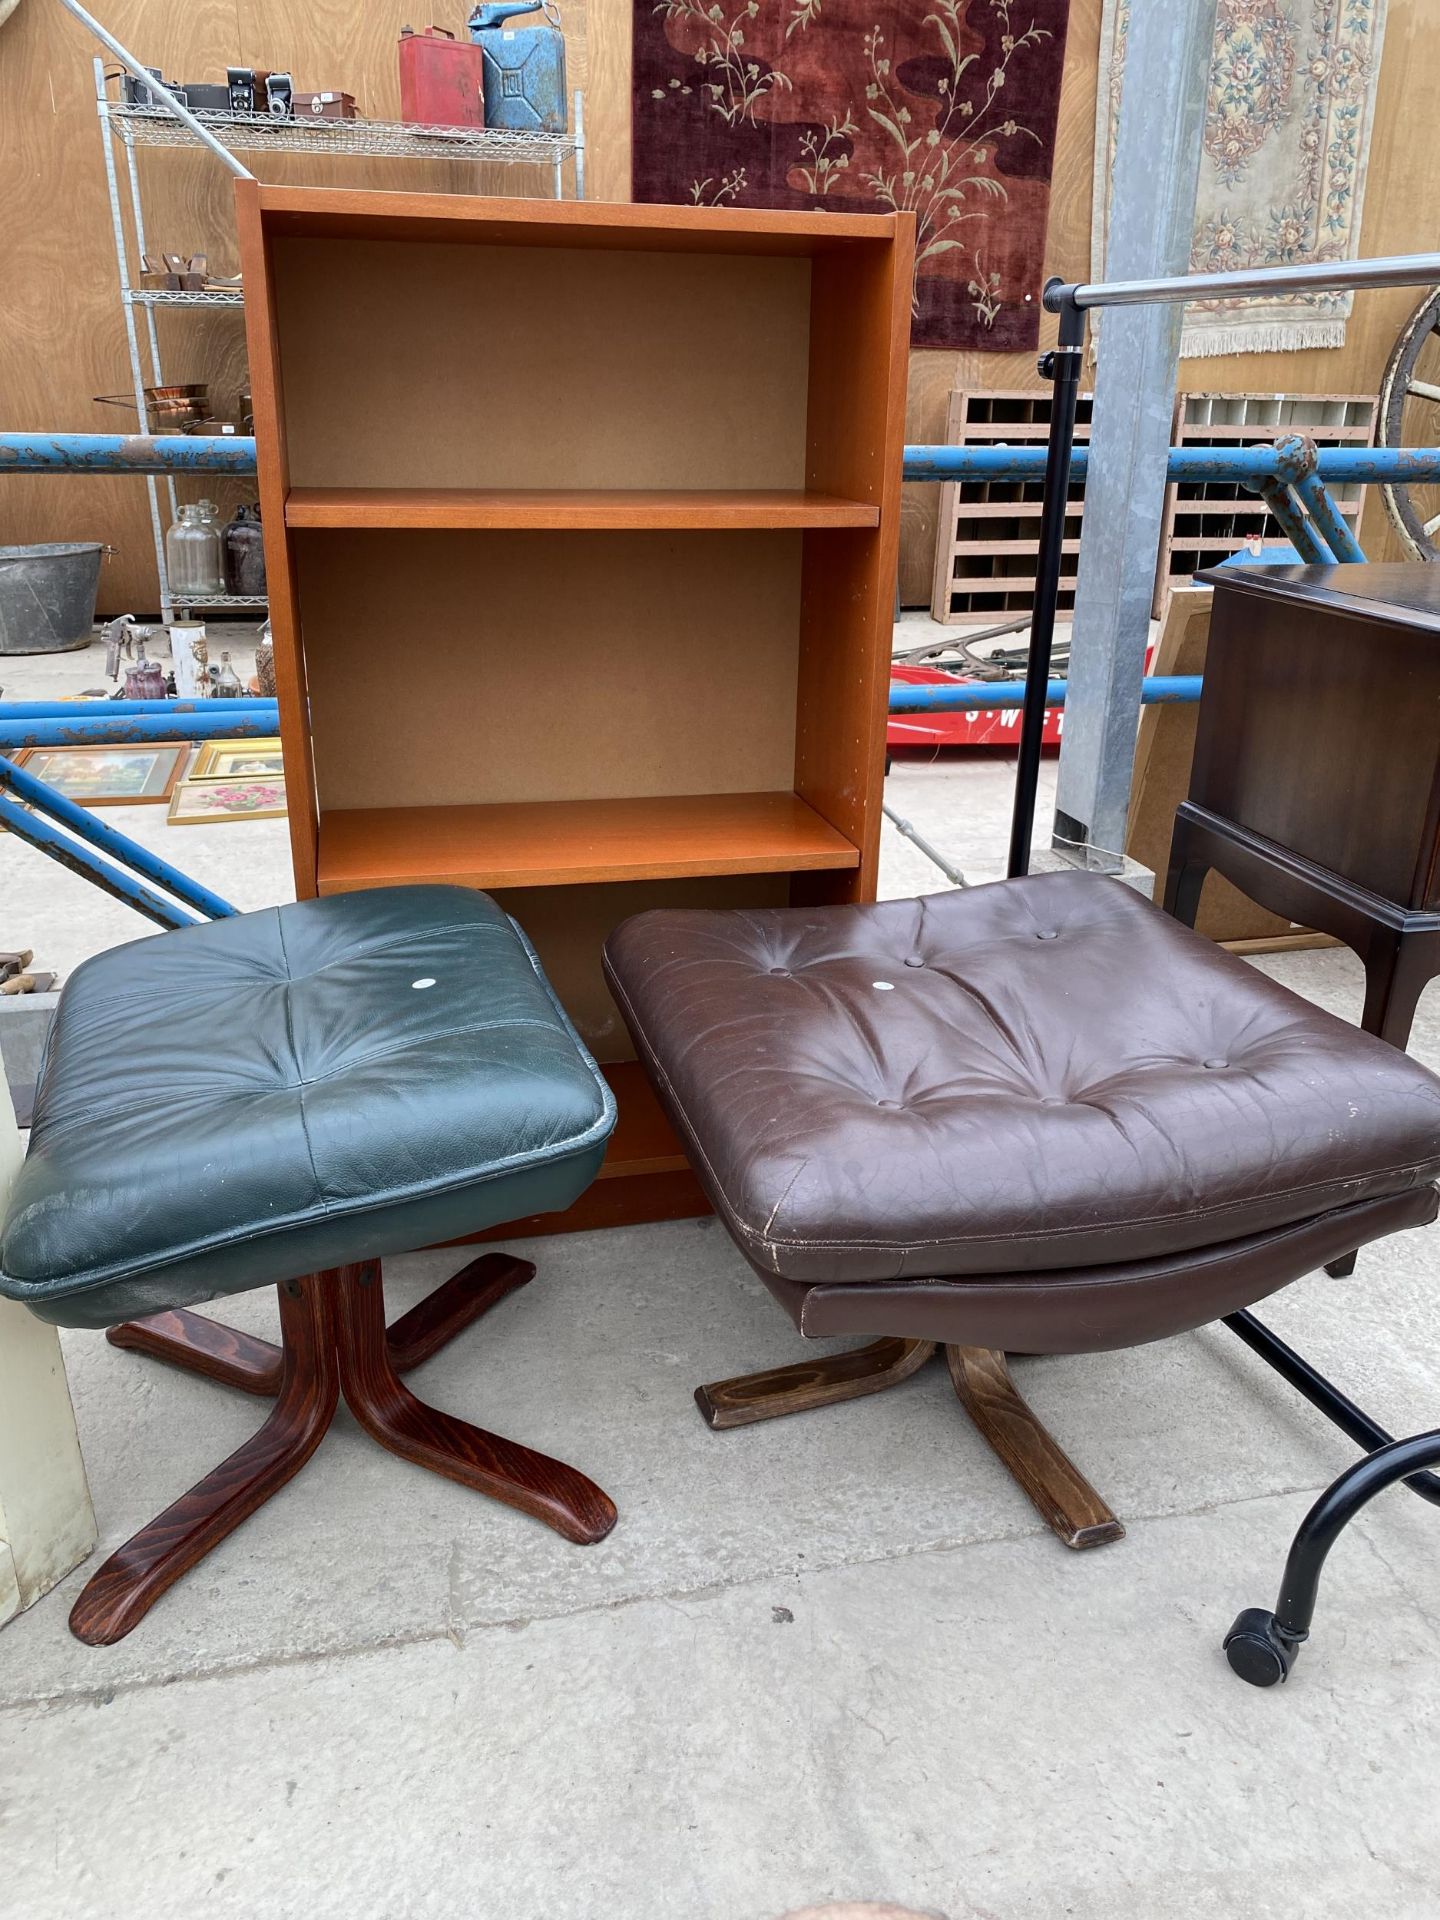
[1223,1607,1303,1686]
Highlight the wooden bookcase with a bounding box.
[237,184,913,1233]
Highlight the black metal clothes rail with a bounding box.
[1022,247,1440,1686]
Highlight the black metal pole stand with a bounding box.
[1224,1427,1440,1687]
[1007,281,1087,879]
[1220,1309,1440,1685]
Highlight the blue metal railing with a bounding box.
[7,431,1438,486]
[5,432,1440,921]
[0,753,237,929]
[889,675,1201,713]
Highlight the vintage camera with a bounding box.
[265,72,294,119]
[121,67,169,107]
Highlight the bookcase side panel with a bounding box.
[794,225,914,901]
[241,187,319,897]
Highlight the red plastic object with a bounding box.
[887,663,1064,752]
[398,26,485,128]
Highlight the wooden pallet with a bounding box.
[929,387,1094,627]
[1153,391,1377,616]
[930,387,1378,628]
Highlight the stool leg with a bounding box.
[70,1275,339,1646]
[107,1308,284,1396]
[695,1338,937,1429]
[333,1261,617,1547]
[106,1253,536,1397]
[383,1252,535,1373]
[945,1346,1124,1550]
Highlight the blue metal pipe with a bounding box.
[0,791,199,932]
[0,433,258,475]
[0,754,237,919]
[1292,468,1367,563]
[0,710,282,750]
[900,444,1440,485]
[7,433,1440,487]
[0,698,274,719]
[888,675,1202,713]
[1257,481,1334,564]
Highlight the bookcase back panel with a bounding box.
[272,238,812,492]
[492,874,792,1062]
[295,528,803,810]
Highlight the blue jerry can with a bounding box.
[467,2,567,135]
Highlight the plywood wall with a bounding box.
[2,0,1435,611]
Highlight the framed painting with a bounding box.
[13,744,187,807]
[167,776,288,826]
[188,737,286,782]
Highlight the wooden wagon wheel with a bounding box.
[1377,285,1440,561]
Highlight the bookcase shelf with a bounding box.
[285,487,879,531]
[316,792,860,894]
[239,184,912,1234]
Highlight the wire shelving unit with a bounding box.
[93,59,586,620]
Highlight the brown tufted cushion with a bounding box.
[603,873,1440,1286]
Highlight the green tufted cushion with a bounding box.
[0,886,614,1329]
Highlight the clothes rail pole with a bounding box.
[1006,287,1086,878]
[1009,249,1440,880]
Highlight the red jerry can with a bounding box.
[397,26,485,128]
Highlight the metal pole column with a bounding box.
[1048,0,1219,873]
[1007,291,1085,877]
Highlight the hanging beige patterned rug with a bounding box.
[1092,0,1390,359]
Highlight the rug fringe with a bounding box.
[1179,319,1349,359]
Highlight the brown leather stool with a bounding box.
[603,873,1440,1564]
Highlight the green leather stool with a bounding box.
[0,886,617,1645]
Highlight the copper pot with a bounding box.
[94,383,210,432]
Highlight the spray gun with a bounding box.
[468,3,551,30]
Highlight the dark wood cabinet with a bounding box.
[1165,562,1440,1050]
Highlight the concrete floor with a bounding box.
[3,631,1440,1918]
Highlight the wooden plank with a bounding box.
[285,488,879,530]
[256,182,898,250]
[316,791,861,893]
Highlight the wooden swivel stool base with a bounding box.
[696,1337,1124,1550]
[76,1252,617,1646]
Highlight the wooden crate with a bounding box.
[238,185,913,1236]
[929,386,1094,627]
[1154,392,1378,616]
